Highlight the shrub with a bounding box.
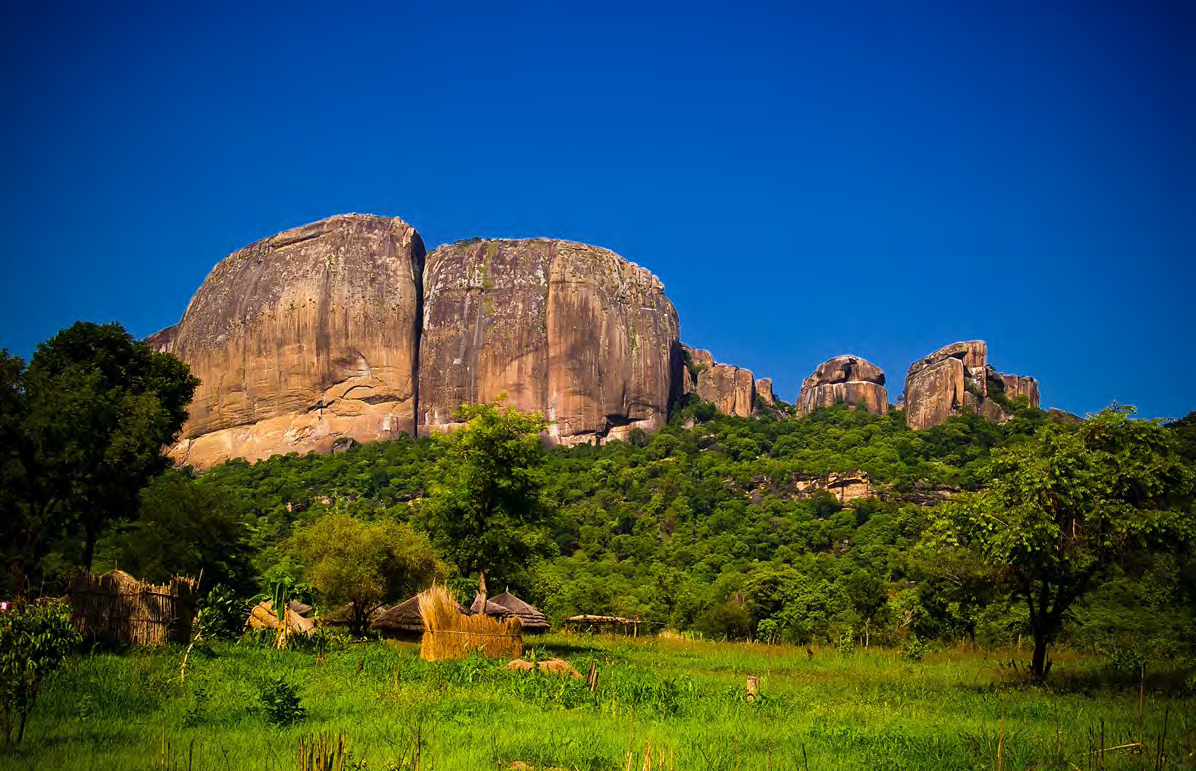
[901,636,930,663]
[259,677,306,727]
[195,584,244,641]
[0,598,81,743]
[694,602,752,641]
[834,625,856,655]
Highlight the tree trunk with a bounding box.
[18,709,27,744]
[1031,635,1049,681]
[82,521,98,573]
[477,569,488,615]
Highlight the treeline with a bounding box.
[4,323,1195,669]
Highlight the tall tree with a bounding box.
[418,398,551,611]
[924,406,1195,679]
[3,322,199,586]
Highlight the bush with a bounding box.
[901,636,930,663]
[0,598,81,743]
[259,677,306,727]
[694,602,752,641]
[195,584,244,641]
[835,625,856,655]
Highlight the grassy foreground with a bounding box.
[2,634,1193,770]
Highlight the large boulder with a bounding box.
[796,355,888,416]
[419,238,680,443]
[163,214,426,468]
[903,340,1040,430]
[696,364,755,418]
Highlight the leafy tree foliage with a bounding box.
[0,322,198,590]
[108,470,256,595]
[925,406,1195,678]
[290,511,444,635]
[416,399,552,609]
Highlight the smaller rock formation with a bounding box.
[756,378,774,405]
[696,364,755,418]
[796,355,888,416]
[904,340,1040,430]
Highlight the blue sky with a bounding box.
[1,0,1192,418]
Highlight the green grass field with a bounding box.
[2,635,1193,770]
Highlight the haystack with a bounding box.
[471,590,550,634]
[371,594,469,641]
[419,586,522,661]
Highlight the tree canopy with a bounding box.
[290,510,444,635]
[417,398,552,609]
[924,406,1195,678]
[1,322,199,592]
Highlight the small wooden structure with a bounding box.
[564,614,642,637]
[470,590,551,634]
[67,570,199,646]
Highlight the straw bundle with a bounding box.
[417,585,522,661]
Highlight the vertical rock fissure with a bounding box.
[411,234,426,439]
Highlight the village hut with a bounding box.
[67,570,199,646]
[370,594,470,641]
[470,590,550,634]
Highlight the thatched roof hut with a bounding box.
[371,594,469,641]
[471,590,550,634]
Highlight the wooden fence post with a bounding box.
[746,676,760,702]
[587,660,599,693]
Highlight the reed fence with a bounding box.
[67,570,199,646]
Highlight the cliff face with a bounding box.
[150,214,1046,467]
[903,340,1039,430]
[796,355,888,416]
[156,223,681,466]
[696,364,755,418]
[164,215,425,468]
[419,238,680,443]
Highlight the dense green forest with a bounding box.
[4,323,1194,667]
[92,396,1196,661]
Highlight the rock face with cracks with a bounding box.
[160,214,426,468]
[796,355,888,416]
[157,223,683,466]
[418,238,681,444]
[903,340,1039,430]
[696,364,755,418]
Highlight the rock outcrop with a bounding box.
[903,340,1039,430]
[796,355,888,416]
[161,214,426,468]
[756,378,774,405]
[696,364,755,418]
[419,238,680,443]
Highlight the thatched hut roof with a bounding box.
[371,594,468,635]
[471,590,550,632]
